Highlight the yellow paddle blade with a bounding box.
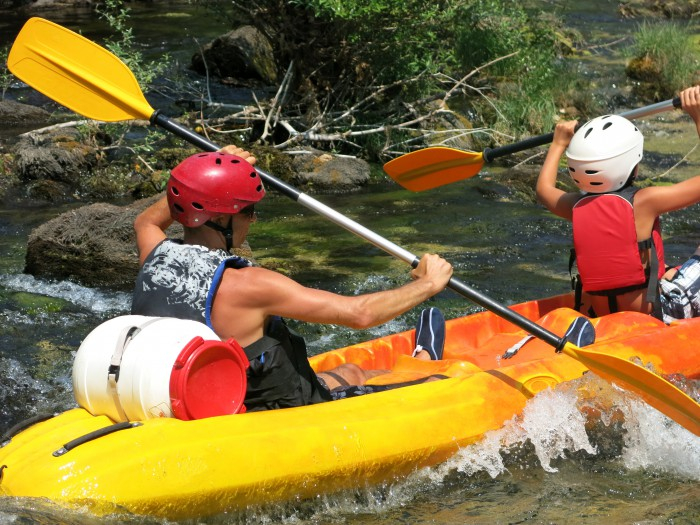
[7,17,154,122]
[383,147,484,191]
[560,342,700,436]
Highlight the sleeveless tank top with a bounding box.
[131,239,251,326]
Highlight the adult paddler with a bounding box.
[131,146,453,411]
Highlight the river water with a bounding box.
[1,1,699,524]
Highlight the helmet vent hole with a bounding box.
[585,170,599,174]
[215,158,222,165]
[568,167,576,173]
[590,182,603,186]
[249,172,256,178]
[584,128,593,138]
[173,204,184,213]
[603,122,613,130]
[171,187,180,196]
[256,185,263,192]
[192,202,204,210]
[231,159,240,164]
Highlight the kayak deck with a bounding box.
[311,293,698,383]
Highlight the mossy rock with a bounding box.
[625,54,677,101]
[626,54,663,83]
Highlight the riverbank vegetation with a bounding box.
[113,0,698,162]
[625,21,699,101]
[2,0,699,202]
[193,0,582,157]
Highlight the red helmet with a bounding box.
[167,152,265,227]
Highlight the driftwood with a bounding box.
[181,55,521,160]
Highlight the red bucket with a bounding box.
[170,337,249,420]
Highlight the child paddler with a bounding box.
[536,85,700,322]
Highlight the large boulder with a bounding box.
[0,100,51,125]
[24,195,255,290]
[24,198,153,290]
[190,25,278,86]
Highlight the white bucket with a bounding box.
[73,316,248,422]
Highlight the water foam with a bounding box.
[433,374,700,480]
[616,395,700,480]
[0,273,130,314]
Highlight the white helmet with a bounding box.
[565,114,643,193]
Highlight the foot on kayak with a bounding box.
[563,316,596,347]
[412,307,445,360]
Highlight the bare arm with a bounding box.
[536,120,581,220]
[134,196,171,266]
[636,85,700,222]
[219,253,453,331]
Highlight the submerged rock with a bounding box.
[290,151,370,192]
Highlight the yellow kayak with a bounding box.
[1,293,698,520]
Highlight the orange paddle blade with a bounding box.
[383,147,484,191]
[560,342,700,436]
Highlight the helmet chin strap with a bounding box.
[204,217,234,252]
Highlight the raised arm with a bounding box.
[134,196,171,266]
[636,86,700,220]
[536,120,581,220]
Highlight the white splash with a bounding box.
[616,395,700,480]
[434,375,700,479]
[0,273,130,314]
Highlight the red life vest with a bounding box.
[572,187,665,296]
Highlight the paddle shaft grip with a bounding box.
[152,113,565,350]
[482,97,681,164]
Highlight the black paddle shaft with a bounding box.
[152,111,565,350]
[482,97,682,164]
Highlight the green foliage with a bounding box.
[626,21,699,100]
[294,0,577,136]
[0,44,12,100]
[454,1,578,136]
[96,0,170,88]
[289,0,406,18]
[454,0,530,77]
[195,0,580,148]
[197,0,458,95]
